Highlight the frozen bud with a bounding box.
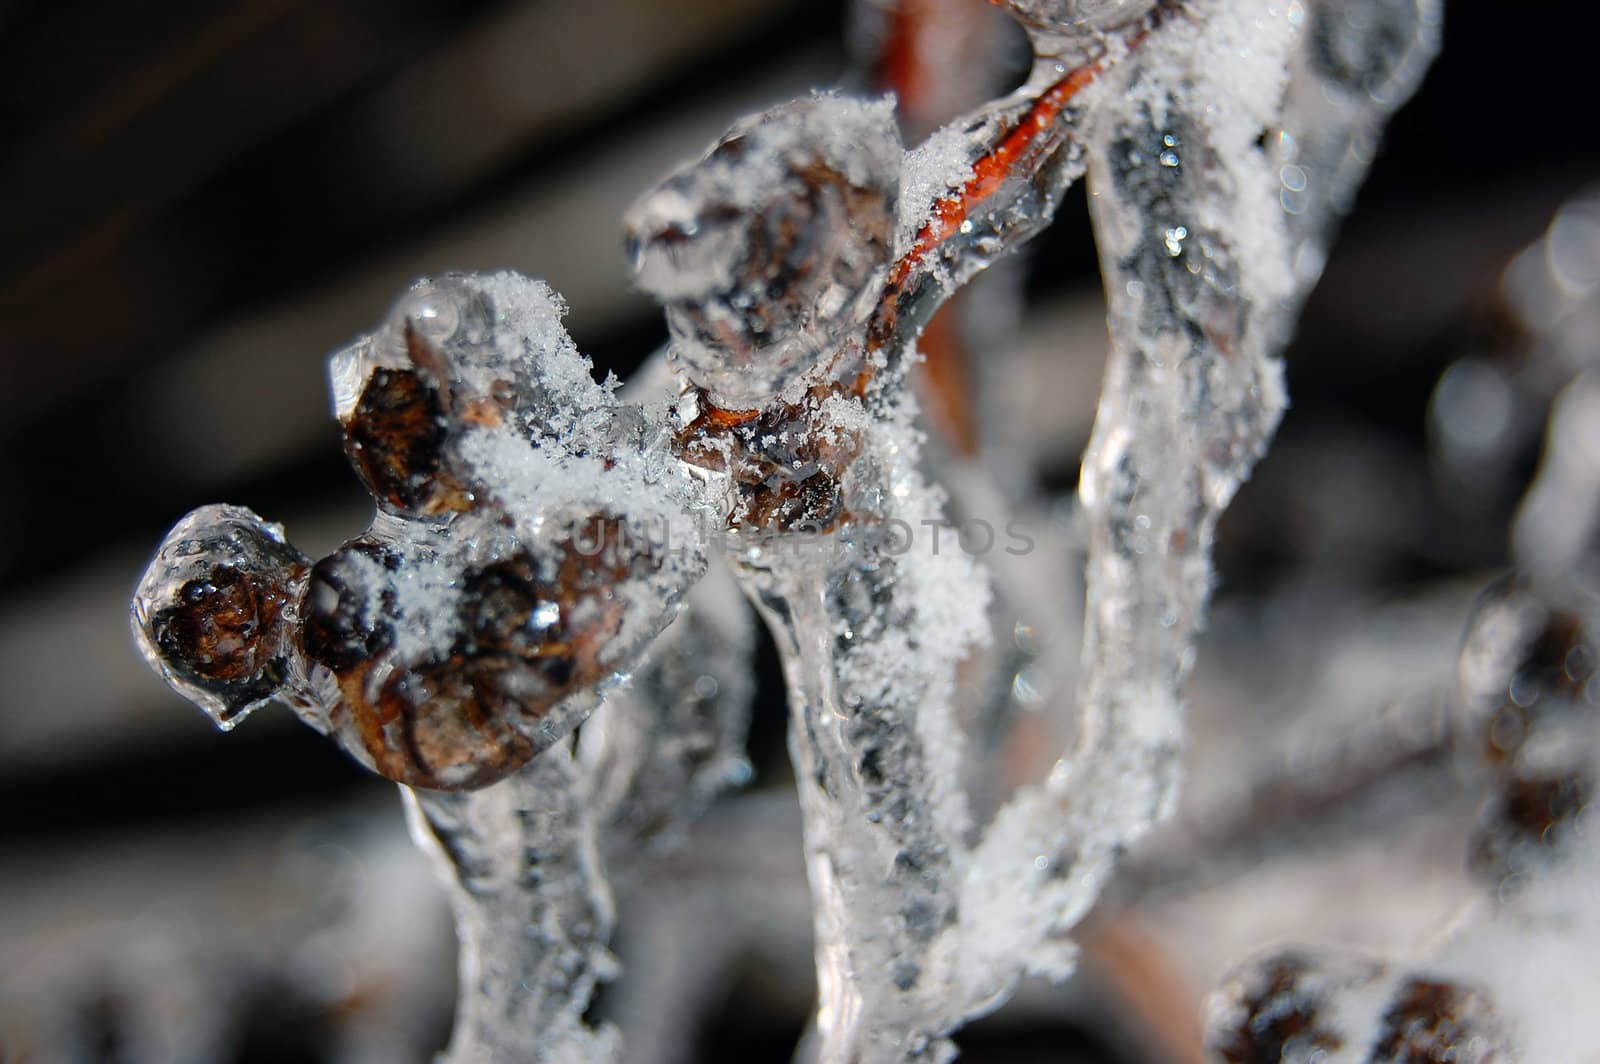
[1368,978,1508,1064]
[294,537,525,792]
[299,540,401,675]
[995,0,1157,56]
[1455,577,1595,767]
[677,402,861,531]
[339,359,467,515]
[1468,770,1593,889]
[132,505,311,729]
[297,522,676,791]
[1206,949,1378,1063]
[624,94,900,409]
[1209,950,1509,1064]
[329,283,479,516]
[328,273,595,516]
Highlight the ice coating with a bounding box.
[619,1,1442,1057]
[730,390,994,1063]
[638,88,1006,1056]
[132,271,711,791]
[404,751,621,1064]
[131,504,311,730]
[636,22,1138,1054]
[579,559,757,872]
[624,94,902,411]
[958,0,1303,955]
[959,0,1440,997]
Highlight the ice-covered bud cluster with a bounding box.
[1453,579,1597,891]
[134,272,710,790]
[623,94,901,411]
[1204,574,1600,1062]
[1206,951,1509,1063]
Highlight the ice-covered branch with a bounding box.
[580,561,756,878]
[970,0,1440,981]
[613,2,1442,1059]
[404,749,620,1063]
[127,2,1446,1060]
[131,273,737,1063]
[625,91,999,1062]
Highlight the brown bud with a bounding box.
[1468,770,1592,889]
[132,505,310,728]
[1369,978,1506,1064]
[625,96,900,410]
[297,525,657,790]
[1208,951,1356,1064]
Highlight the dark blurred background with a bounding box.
[1,0,1596,1061]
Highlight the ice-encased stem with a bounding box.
[580,560,756,880]
[404,748,621,1064]
[964,6,1292,980]
[736,536,964,1064]
[970,0,1439,966]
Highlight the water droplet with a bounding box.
[1011,669,1043,707]
[1163,225,1188,257]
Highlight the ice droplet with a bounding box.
[131,504,310,730]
